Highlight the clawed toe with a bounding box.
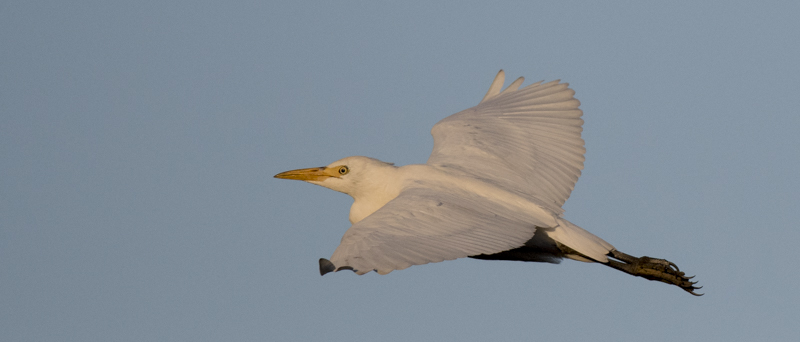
[606,250,703,296]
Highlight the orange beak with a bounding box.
[274,167,333,182]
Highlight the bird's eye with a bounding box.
[338,166,349,175]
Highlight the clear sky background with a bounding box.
[2,1,799,341]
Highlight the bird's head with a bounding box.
[274,156,396,196]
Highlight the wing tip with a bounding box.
[480,70,506,103]
[319,258,335,275]
[320,258,357,275]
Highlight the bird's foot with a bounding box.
[606,250,703,296]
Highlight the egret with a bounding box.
[275,70,701,295]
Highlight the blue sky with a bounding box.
[2,1,799,341]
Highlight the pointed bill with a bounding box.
[274,167,331,182]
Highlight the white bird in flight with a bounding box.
[276,70,701,295]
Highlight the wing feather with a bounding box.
[427,72,586,214]
[327,187,548,275]
[500,76,525,94]
[480,70,506,103]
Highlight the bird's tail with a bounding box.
[542,218,615,263]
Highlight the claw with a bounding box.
[605,250,702,296]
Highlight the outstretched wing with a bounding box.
[324,187,551,275]
[427,70,585,215]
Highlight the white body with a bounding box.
[277,70,615,275]
[327,157,613,275]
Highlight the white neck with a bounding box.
[347,164,403,224]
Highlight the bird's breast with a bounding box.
[347,173,405,224]
[349,199,385,224]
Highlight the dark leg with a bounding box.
[604,249,703,296]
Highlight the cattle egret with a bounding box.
[275,70,702,295]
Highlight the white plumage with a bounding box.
[277,70,612,274]
[275,70,702,295]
